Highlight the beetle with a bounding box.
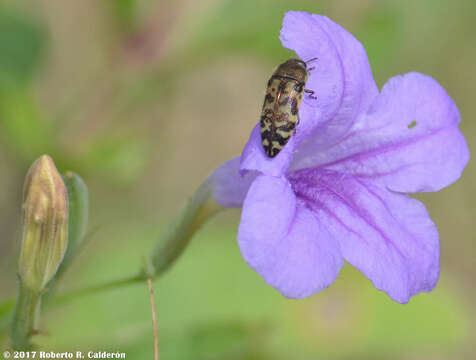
[260,58,316,158]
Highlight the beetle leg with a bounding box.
[304,89,317,100]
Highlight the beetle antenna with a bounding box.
[305,57,318,64]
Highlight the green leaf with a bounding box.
[56,171,89,278]
[40,172,89,307]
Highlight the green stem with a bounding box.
[54,275,142,305]
[3,178,224,337]
[148,179,223,276]
[2,276,143,334]
[46,180,222,305]
[10,284,42,350]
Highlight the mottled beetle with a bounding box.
[260,58,316,157]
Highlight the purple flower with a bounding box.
[207,11,469,303]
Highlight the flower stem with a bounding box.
[147,179,223,277]
[53,275,143,305]
[147,278,159,360]
[4,179,224,340]
[10,284,42,350]
[53,181,223,304]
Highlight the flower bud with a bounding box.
[19,155,68,292]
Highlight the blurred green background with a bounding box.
[0,0,475,359]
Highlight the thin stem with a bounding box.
[54,181,223,305]
[10,284,42,350]
[54,275,143,305]
[149,180,222,276]
[3,178,224,339]
[2,275,143,332]
[147,278,159,360]
[1,276,141,333]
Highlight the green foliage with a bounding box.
[79,134,149,184]
[189,0,322,62]
[369,287,468,350]
[0,299,14,335]
[276,264,469,358]
[0,10,45,84]
[57,172,89,278]
[158,322,271,360]
[355,4,403,81]
[109,0,138,32]
[0,87,54,161]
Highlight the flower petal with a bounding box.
[239,124,295,178]
[290,168,439,303]
[281,12,378,147]
[208,157,257,208]
[238,175,343,298]
[240,11,378,176]
[291,72,470,193]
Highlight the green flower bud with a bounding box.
[18,155,68,292]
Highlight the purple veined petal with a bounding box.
[238,175,343,298]
[279,11,343,142]
[240,11,378,176]
[207,157,257,208]
[291,72,470,193]
[290,168,439,303]
[281,11,379,147]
